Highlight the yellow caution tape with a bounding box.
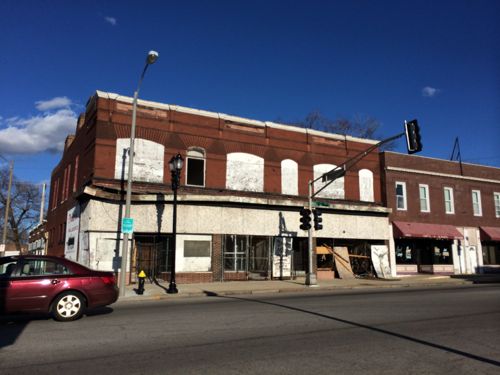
[138,270,146,278]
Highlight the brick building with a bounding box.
[46,91,391,284]
[381,152,500,275]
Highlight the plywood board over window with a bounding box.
[313,164,344,199]
[114,138,164,183]
[359,169,374,202]
[281,159,298,196]
[226,152,264,192]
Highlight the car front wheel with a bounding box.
[52,291,85,321]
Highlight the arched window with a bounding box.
[226,152,264,192]
[313,164,344,199]
[281,159,298,196]
[114,138,164,183]
[186,147,206,187]
[359,169,374,202]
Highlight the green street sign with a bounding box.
[121,218,134,234]
[313,201,329,207]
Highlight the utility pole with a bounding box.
[39,183,46,223]
[2,160,14,254]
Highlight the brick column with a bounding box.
[212,234,223,281]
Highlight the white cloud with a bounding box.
[0,99,77,154]
[105,16,117,26]
[422,86,440,97]
[35,96,72,111]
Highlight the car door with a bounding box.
[0,258,19,313]
[7,258,71,312]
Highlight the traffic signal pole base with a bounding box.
[305,273,318,286]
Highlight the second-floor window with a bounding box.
[186,148,205,187]
[495,192,500,218]
[472,190,482,216]
[444,187,454,214]
[419,184,430,212]
[395,182,407,210]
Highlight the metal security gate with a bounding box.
[135,235,171,282]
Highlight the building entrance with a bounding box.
[134,235,171,282]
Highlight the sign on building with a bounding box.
[65,205,80,261]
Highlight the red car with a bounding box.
[0,255,119,321]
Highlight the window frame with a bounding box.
[472,189,482,216]
[185,148,206,187]
[444,187,455,214]
[494,192,500,218]
[395,181,407,211]
[419,184,430,213]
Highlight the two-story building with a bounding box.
[381,152,500,275]
[46,91,392,284]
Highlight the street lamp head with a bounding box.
[169,153,184,172]
[146,50,159,65]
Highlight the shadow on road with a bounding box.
[0,307,115,349]
[203,290,500,368]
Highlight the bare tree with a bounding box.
[0,167,42,252]
[287,111,395,150]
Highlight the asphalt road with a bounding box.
[1,285,499,374]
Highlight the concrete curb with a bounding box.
[117,279,476,304]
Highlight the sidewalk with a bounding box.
[119,274,500,302]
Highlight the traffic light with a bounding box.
[299,208,312,230]
[405,119,422,154]
[313,209,323,230]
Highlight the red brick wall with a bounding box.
[382,152,500,227]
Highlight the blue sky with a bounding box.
[0,0,499,184]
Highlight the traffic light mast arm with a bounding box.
[312,132,405,198]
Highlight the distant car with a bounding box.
[0,255,119,321]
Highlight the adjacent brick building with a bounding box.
[381,152,500,275]
[46,91,391,284]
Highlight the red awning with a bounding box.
[480,227,500,242]
[393,221,463,240]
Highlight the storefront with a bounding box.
[393,221,462,275]
[479,226,500,273]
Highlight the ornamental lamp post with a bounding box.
[167,153,183,294]
[119,50,159,298]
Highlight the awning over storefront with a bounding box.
[393,221,463,240]
[480,226,500,242]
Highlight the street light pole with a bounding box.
[119,50,159,298]
[167,153,183,294]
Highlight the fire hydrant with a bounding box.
[137,270,146,295]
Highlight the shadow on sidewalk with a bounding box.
[202,290,500,368]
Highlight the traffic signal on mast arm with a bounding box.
[313,209,323,231]
[299,208,312,230]
[405,119,423,154]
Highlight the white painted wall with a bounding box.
[281,159,298,196]
[359,169,374,202]
[313,164,344,199]
[114,138,164,183]
[226,152,264,192]
[176,235,212,272]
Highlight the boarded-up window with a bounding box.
[226,152,264,192]
[281,159,298,195]
[115,138,164,183]
[359,169,374,202]
[184,241,211,257]
[313,164,344,199]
